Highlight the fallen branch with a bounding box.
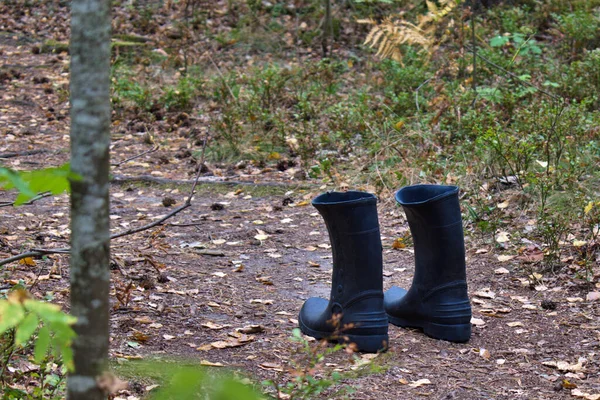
[0,160,204,267]
[110,174,310,188]
[0,192,52,208]
[0,149,48,159]
[111,145,159,167]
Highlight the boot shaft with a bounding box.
[395,185,466,288]
[312,191,384,303]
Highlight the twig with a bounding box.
[110,174,311,188]
[465,46,562,101]
[111,145,159,167]
[0,150,48,159]
[206,52,238,104]
[0,192,52,208]
[0,160,207,266]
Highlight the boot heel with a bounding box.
[343,334,389,353]
[422,322,471,343]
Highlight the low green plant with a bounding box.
[0,288,77,400]
[262,328,355,400]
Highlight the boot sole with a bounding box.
[298,320,389,353]
[388,315,471,343]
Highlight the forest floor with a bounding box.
[1,1,600,399]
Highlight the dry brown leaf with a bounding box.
[474,288,496,299]
[259,362,283,371]
[471,317,485,326]
[237,324,265,334]
[408,378,432,388]
[308,261,320,268]
[496,232,510,243]
[202,321,230,330]
[131,332,150,343]
[572,389,600,400]
[586,291,600,301]
[497,255,515,262]
[200,360,225,367]
[479,348,491,360]
[542,357,586,372]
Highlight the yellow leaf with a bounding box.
[394,120,405,130]
[392,237,406,249]
[584,201,594,214]
[19,257,36,267]
[268,152,281,160]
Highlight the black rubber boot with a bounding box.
[298,191,389,353]
[384,185,472,343]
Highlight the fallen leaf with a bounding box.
[308,261,320,268]
[567,297,584,303]
[562,380,577,389]
[496,231,510,243]
[572,389,600,400]
[202,322,230,330]
[259,362,283,371]
[134,316,154,324]
[542,357,586,372]
[495,267,510,274]
[474,288,496,299]
[318,243,331,249]
[200,360,225,367]
[507,321,524,327]
[131,332,150,343]
[497,255,515,262]
[392,237,406,249]
[250,299,274,305]
[497,200,509,209]
[586,292,600,301]
[163,334,175,340]
[237,324,265,334]
[254,229,270,241]
[408,379,432,388]
[471,317,485,326]
[18,257,36,267]
[212,272,227,278]
[479,348,491,360]
[573,240,587,247]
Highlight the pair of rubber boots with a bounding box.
[298,185,472,353]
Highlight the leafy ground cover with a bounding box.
[1,0,599,398]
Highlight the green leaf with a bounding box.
[61,345,75,372]
[15,312,39,346]
[490,36,509,47]
[0,168,36,199]
[0,301,26,334]
[34,326,51,363]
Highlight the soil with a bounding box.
[1,2,599,399]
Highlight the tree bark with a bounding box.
[67,1,111,399]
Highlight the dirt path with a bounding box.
[1,6,599,399]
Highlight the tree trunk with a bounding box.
[67,1,111,399]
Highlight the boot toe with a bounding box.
[384,286,408,313]
[298,297,330,338]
